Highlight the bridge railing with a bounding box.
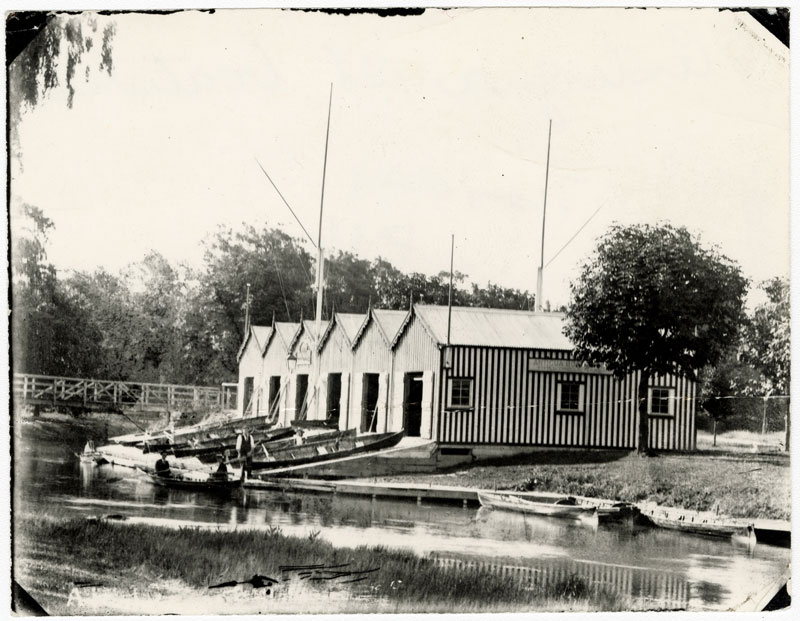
[12,373,231,412]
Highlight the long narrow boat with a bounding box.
[478,491,599,521]
[135,467,242,494]
[640,505,756,541]
[248,430,405,472]
[114,415,274,448]
[171,426,295,459]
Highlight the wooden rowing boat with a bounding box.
[478,491,599,521]
[248,430,405,472]
[135,467,242,493]
[114,415,275,448]
[172,426,295,459]
[640,505,756,541]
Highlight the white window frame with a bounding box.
[556,381,585,413]
[447,377,474,409]
[648,386,675,416]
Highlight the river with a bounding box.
[14,438,790,612]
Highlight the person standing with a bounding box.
[236,428,254,481]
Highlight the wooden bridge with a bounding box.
[12,373,237,413]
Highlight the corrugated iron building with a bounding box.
[390,305,696,451]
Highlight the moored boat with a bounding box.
[640,505,756,542]
[172,426,295,459]
[135,467,242,494]
[478,491,599,521]
[245,430,405,472]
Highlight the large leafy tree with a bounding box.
[564,223,748,453]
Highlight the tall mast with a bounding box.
[445,234,454,369]
[536,119,552,312]
[315,84,333,346]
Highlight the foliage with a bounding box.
[740,277,790,396]
[697,353,762,424]
[565,223,748,379]
[564,223,748,452]
[9,13,115,112]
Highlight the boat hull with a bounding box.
[250,430,405,472]
[641,507,755,540]
[478,492,599,520]
[136,468,242,494]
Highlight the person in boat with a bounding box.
[155,451,171,477]
[210,454,229,480]
[83,440,95,454]
[236,428,254,481]
[294,429,305,446]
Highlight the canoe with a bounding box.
[248,430,405,472]
[478,492,599,521]
[640,505,756,541]
[114,415,275,448]
[135,467,242,493]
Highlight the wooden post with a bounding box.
[637,369,650,455]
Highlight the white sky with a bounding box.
[9,7,790,309]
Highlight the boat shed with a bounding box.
[236,325,272,416]
[314,312,366,427]
[349,308,408,433]
[259,320,300,422]
[285,319,323,424]
[391,305,696,453]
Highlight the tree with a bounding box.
[740,277,791,449]
[564,223,748,454]
[10,202,104,378]
[697,353,761,446]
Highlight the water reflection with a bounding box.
[14,438,791,612]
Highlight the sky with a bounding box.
[9,6,790,309]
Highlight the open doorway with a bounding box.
[295,374,308,420]
[403,372,423,437]
[268,376,281,417]
[243,377,254,415]
[361,373,379,432]
[326,373,342,425]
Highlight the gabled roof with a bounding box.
[236,325,272,362]
[402,305,573,351]
[289,319,324,353]
[318,312,366,351]
[269,322,300,354]
[352,308,409,349]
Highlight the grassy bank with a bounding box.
[381,451,791,520]
[14,516,627,614]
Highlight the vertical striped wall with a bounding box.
[437,346,695,450]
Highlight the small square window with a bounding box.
[650,387,672,415]
[448,378,473,409]
[557,381,584,413]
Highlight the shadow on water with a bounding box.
[14,437,791,612]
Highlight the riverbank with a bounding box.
[14,411,791,520]
[376,450,791,520]
[13,515,627,614]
